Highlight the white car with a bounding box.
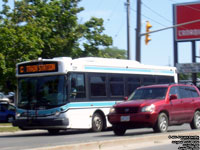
[0,92,10,103]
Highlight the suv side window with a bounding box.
[169,86,180,98]
[189,87,199,97]
[179,86,192,98]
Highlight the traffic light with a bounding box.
[145,21,152,45]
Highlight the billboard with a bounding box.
[176,63,200,73]
[174,2,200,41]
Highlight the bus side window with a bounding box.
[70,73,86,99]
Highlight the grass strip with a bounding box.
[0,123,12,126]
[0,127,20,132]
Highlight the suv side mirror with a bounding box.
[170,94,178,100]
[124,96,128,101]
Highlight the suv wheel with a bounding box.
[190,111,200,129]
[113,125,126,136]
[153,113,168,133]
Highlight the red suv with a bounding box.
[108,83,200,136]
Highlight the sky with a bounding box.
[1,0,200,66]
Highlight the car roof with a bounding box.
[137,83,196,89]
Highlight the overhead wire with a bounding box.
[114,20,126,38]
[105,0,127,39]
[142,2,172,24]
[130,7,168,27]
[104,0,121,26]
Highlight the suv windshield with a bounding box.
[129,87,167,100]
[18,75,67,109]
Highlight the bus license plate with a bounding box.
[120,116,130,122]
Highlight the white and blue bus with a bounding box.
[13,57,177,134]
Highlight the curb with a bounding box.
[27,130,200,150]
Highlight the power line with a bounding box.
[114,19,126,38]
[104,0,121,26]
[130,7,168,27]
[142,2,172,23]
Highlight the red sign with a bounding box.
[174,2,200,41]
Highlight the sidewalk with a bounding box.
[27,130,200,150]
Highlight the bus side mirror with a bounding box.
[124,96,128,101]
[170,94,177,100]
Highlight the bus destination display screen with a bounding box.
[18,62,58,74]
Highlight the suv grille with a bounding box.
[116,107,139,114]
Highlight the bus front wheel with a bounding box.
[92,113,105,132]
[48,129,60,135]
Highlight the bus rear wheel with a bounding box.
[92,113,105,132]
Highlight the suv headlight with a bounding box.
[109,107,116,114]
[141,104,155,112]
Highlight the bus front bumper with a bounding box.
[12,118,69,129]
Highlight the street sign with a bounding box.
[174,2,200,41]
[176,63,200,73]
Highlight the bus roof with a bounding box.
[16,57,177,77]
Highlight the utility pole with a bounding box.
[126,0,131,60]
[135,0,141,62]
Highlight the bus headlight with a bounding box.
[16,112,21,118]
[54,111,61,117]
[141,104,155,113]
[109,107,116,114]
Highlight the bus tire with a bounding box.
[48,129,60,135]
[92,113,104,132]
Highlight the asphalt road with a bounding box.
[0,124,197,150]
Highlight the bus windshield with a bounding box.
[18,75,67,109]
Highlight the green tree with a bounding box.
[98,47,127,59]
[0,0,112,92]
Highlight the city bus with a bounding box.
[13,57,178,134]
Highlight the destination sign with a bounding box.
[18,62,58,74]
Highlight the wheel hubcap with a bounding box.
[94,116,102,130]
[160,116,167,131]
[195,113,200,128]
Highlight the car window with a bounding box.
[169,86,180,98]
[179,87,192,98]
[189,87,199,97]
[130,87,167,100]
[8,105,15,111]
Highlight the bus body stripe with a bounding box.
[17,101,116,116]
[85,66,174,74]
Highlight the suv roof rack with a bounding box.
[178,82,194,85]
[168,82,177,85]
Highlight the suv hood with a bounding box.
[115,99,163,108]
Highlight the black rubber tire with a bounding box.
[92,113,104,132]
[113,125,126,136]
[48,129,60,135]
[190,111,200,129]
[153,113,168,133]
